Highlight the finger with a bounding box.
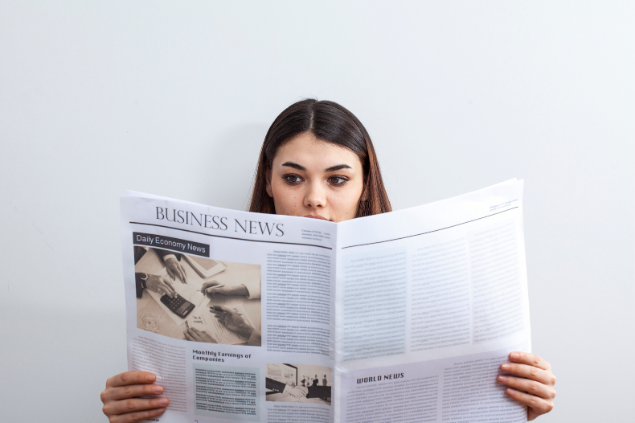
[103,397,169,416]
[102,384,164,402]
[210,311,227,327]
[209,287,229,298]
[209,307,227,317]
[500,362,554,385]
[156,286,169,297]
[184,331,195,341]
[505,388,554,416]
[166,287,176,298]
[159,277,176,295]
[212,314,226,328]
[201,281,221,292]
[509,351,551,371]
[186,328,203,341]
[209,308,224,317]
[205,287,223,296]
[165,266,176,280]
[176,263,187,283]
[497,375,556,400]
[189,328,202,340]
[108,407,166,423]
[159,285,174,299]
[161,278,177,297]
[201,330,214,341]
[107,372,156,388]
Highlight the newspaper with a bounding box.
[120,179,530,423]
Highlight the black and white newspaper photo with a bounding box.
[134,247,261,346]
[266,363,332,405]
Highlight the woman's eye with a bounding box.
[328,176,348,186]
[282,174,303,185]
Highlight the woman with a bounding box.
[101,99,556,422]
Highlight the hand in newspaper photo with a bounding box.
[209,305,255,339]
[183,326,216,343]
[201,281,249,298]
[164,256,188,284]
[145,275,176,298]
[283,385,309,398]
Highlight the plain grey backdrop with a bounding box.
[1,1,633,422]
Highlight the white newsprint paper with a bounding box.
[120,179,530,423]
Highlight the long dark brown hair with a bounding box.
[249,99,391,217]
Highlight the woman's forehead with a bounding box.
[274,132,362,170]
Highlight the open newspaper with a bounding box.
[120,179,530,423]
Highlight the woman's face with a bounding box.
[266,132,364,223]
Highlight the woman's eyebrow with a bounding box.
[281,161,306,171]
[325,164,352,172]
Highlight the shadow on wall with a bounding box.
[194,123,269,211]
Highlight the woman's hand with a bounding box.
[201,281,249,297]
[184,327,217,343]
[101,371,168,423]
[146,275,176,298]
[497,352,557,420]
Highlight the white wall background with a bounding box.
[1,1,633,421]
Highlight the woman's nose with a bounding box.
[304,182,326,209]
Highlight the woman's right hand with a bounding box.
[101,371,169,423]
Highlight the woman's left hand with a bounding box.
[497,351,556,421]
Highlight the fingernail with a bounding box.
[501,363,510,371]
[153,385,163,393]
[160,398,169,406]
[498,375,508,382]
[510,352,520,360]
[146,374,156,382]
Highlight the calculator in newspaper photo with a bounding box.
[159,293,195,318]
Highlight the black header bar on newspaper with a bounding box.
[133,232,210,257]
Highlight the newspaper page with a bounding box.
[121,194,338,423]
[120,179,530,423]
[334,179,530,422]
